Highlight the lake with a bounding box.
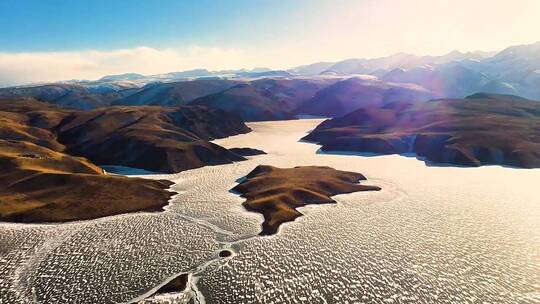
[1,119,538,304]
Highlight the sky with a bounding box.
[0,0,539,85]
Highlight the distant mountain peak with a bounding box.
[446,49,464,55]
[99,73,146,82]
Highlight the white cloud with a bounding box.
[0,46,259,86]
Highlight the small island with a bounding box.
[232,165,381,235]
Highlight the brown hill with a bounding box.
[249,78,336,112]
[56,105,250,173]
[0,98,251,223]
[0,98,71,151]
[0,99,251,173]
[303,93,540,168]
[0,139,173,223]
[190,83,293,121]
[232,165,380,235]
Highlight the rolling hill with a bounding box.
[112,79,240,106]
[303,93,540,168]
[191,78,336,121]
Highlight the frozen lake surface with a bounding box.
[1,119,539,303]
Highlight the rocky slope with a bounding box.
[303,93,540,168]
[232,165,380,235]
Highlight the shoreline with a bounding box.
[0,174,177,225]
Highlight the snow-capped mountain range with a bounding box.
[1,41,539,104]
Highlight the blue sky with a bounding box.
[1,0,539,85]
[0,0,311,52]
